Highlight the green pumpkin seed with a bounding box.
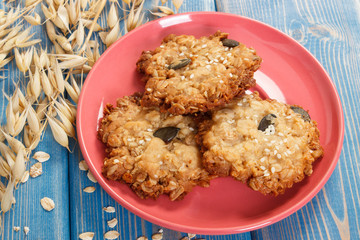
[153,127,180,143]
[258,114,277,131]
[168,58,191,70]
[221,39,239,48]
[290,106,311,122]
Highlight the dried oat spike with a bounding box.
[107,2,118,29]
[13,104,29,136]
[125,0,145,32]
[53,60,65,94]
[157,6,174,15]
[0,156,11,178]
[0,142,16,168]
[55,35,72,52]
[54,106,76,138]
[2,130,26,154]
[82,19,103,32]
[64,80,79,103]
[26,104,41,133]
[172,0,184,13]
[76,19,85,48]
[47,115,70,150]
[36,97,49,120]
[39,48,50,68]
[45,20,57,42]
[25,0,39,7]
[105,21,120,47]
[66,0,79,25]
[57,4,70,33]
[41,68,54,98]
[29,68,41,99]
[57,55,87,69]
[14,47,33,73]
[1,179,14,213]
[24,12,41,25]
[12,148,26,182]
[6,98,16,136]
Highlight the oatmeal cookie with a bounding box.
[196,92,324,195]
[136,31,261,115]
[98,93,211,200]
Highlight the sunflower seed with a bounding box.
[40,197,55,211]
[168,58,191,70]
[221,39,239,48]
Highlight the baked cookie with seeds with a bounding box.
[98,93,211,201]
[196,92,324,196]
[136,31,261,115]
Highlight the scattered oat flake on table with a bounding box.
[87,171,97,183]
[137,236,148,240]
[13,226,20,232]
[83,186,96,193]
[23,226,29,235]
[107,218,118,228]
[79,160,89,171]
[104,230,120,239]
[103,206,115,213]
[32,151,50,162]
[152,232,163,240]
[40,197,55,211]
[30,162,42,178]
[79,232,95,240]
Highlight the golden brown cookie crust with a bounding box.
[196,92,324,196]
[136,31,261,115]
[98,94,211,200]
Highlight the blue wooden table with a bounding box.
[1,0,359,239]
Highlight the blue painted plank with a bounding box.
[216,0,360,239]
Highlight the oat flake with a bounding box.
[30,162,42,178]
[20,171,29,183]
[87,171,97,183]
[23,226,29,235]
[40,197,55,211]
[79,160,89,171]
[151,232,163,240]
[13,226,20,232]
[79,232,95,240]
[107,218,118,228]
[83,186,96,193]
[137,236,148,240]
[32,151,50,162]
[104,230,120,239]
[103,206,115,213]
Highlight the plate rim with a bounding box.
[76,11,345,234]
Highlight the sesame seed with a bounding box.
[205,53,209,56]
[274,150,278,155]
[139,140,145,145]
[278,132,284,136]
[160,45,164,48]
[286,116,292,119]
[202,44,207,48]
[310,150,313,153]
[253,115,258,118]
[189,127,194,131]
[264,173,270,177]
[283,139,288,143]
[181,76,185,80]
[220,57,225,61]
[227,120,235,124]
[229,73,233,77]
[244,57,249,61]
[271,167,275,173]
[209,60,214,64]
[243,98,247,102]
[254,139,259,143]
[159,161,163,165]
[286,150,292,154]
[284,152,288,156]
[264,148,270,153]
[145,137,151,142]
[113,159,120,163]
[223,59,228,64]
[264,138,268,141]
[127,138,132,142]
[219,80,224,83]
[190,74,194,79]
[271,140,276,144]
[214,59,219,62]
[224,47,229,51]
[260,157,266,162]
[206,65,211,70]
[260,166,266,170]
[147,128,153,132]
[227,53,232,57]
[189,53,193,57]
[237,102,243,106]
[179,52,184,56]
[146,88,152,92]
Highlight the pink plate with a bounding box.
[77,12,344,234]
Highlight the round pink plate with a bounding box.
[77,12,344,234]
